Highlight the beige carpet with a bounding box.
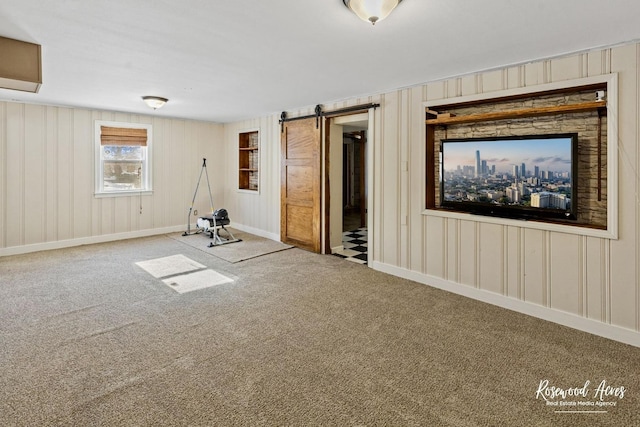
[1,234,639,426]
[167,228,293,263]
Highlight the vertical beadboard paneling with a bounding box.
[522,228,545,305]
[480,69,504,93]
[220,116,277,237]
[524,62,543,87]
[585,236,605,321]
[399,89,410,268]
[505,65,523,89]
[460,74,478,97]
[458,220,477,287]
[0,101,224,251]
[505,226,521,298]
[446,218,458,281]
[413,44,639,337]
[609,43,638,330]
[550,54,584,82]
[381,92,400,265]
[637,44,640,334]
[56,108,73,240]
[150,116,166,228]
[424,215,445,278]
[0,102,5,247]
[372,99,384,262]
[478,222,503,294]
[45,106,58,242]
[5,103,25,247]
[549,233,582,315]
[410,86,427,273]
[72,109,92,238]
[24,105,45,243]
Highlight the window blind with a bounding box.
[100,126,148,146]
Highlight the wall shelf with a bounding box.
[426,100,606,126]
[239,130,259,191]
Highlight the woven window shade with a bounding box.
[100,126,148,146]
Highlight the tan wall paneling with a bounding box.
[479,69,505,94]
[381,92,400,266]
[445,218,459,282]
[0,102,5,247]
[73,109,93,239]
[412,47,638,345]
[56,108,73,240]
[521,228,548,307]
[5,103,24,247]
[222,116,280,238]
[585,236,607,322]
[24,105,45,245]
[458,220,478,287]
[505,226,522,299]
[609,43,639,330]
[409,85,427,272]
[478,222,504,295]
[399,89,410,269]
[549,233,582,316]
[424,215,445,279]
[0,101,223,253]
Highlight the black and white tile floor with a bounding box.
[333,228,367,265]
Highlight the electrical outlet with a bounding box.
[193,209,198,216]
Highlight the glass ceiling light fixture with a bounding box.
[142,96,168,110]
[343,0,403,25]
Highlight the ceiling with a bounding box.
[1,0,640,123]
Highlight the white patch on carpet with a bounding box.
[135,254,205,278]
[162,269,234,294]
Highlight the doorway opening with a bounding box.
[327,114,368,265]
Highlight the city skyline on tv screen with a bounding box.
[442,137,573,175]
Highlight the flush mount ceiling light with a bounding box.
[343,0,403,25]
[142,96,168,110]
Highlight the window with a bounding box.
[95,121,152,196]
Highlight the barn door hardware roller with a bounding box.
[279,102,380,132]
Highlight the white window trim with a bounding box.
[94,120,153,197]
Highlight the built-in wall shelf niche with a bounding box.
[238,130,259,191]
[424,75,619,239]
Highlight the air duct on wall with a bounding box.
[0,36,42,93]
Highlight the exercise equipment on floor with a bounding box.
[182,158,241,247]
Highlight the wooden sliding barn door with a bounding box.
[280,118,322,252]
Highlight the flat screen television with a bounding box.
[439,133,578,221]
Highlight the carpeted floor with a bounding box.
[1,234,639,426]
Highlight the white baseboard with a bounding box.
[331,245,344,254]
[230,223,280,241]
[0,222,280,257]
[372,261,640,349]
[0,225,185,257]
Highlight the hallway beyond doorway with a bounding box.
[333,227,367,265]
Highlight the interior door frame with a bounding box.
[322,109,373,260]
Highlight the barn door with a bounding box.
[280,118,322,252]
